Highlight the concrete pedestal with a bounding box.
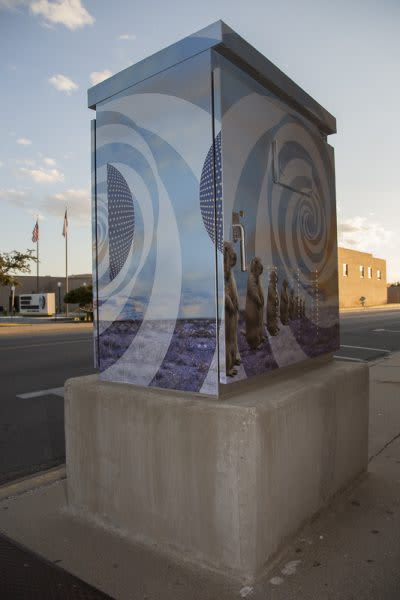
[65,359,369,581]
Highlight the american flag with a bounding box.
[62,209,68,237]
[32,220,39,243]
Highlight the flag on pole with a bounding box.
[62,209,68,237]
[32,220,39,243]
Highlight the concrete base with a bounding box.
[65,359,369,581]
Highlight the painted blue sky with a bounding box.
[1,0,399,280]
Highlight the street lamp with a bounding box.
[10,285,15,317]
[57,282,62,315]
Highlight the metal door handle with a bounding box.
[232,223,247,272]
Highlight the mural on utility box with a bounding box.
[92,47,339,395]
[94,52,219,395]
[215,53,339,385]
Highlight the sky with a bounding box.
[0,0,399,280]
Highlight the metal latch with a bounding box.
[232,211,247,272]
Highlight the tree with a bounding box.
[0,249,37,287]
[359,296,366,307]
[64,285,93,321]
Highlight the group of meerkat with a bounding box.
[224,241,242,377]
[224,241,306,377]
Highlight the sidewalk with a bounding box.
[0,355,399,599]
[0,321,92,335]
[340,303,400,313]
[0,315,83,324]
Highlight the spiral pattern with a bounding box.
[94,75,218,393]
[218,87,339,384]
[268,123,336,291]
[92,52,339,392]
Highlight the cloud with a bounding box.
[17,137,32,145]
[90,69,112,86]
[29,0,94,30]
[15,157,57,169]
[41,19,54,29]
[118,33,136,40]
[16,158,36,166]
[0,0,27,8]
[48,73,78,93]
[0,188,28,207]
[0,185,90,226]
[0,161,3,167]
[338,217,392,252]
[43,188,90,224]
[20,167,64,183]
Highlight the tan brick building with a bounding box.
[387,285,400,304]
[338,247,386,308]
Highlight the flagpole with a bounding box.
[65,209,68,316]
[37,236,39,292]
[31,217,39,292]
[35,215,39,292]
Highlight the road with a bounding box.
[336,308,400,362]
[0,324,95,484]
[0,309,399,485]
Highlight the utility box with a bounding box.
[89,21,339,396]
[19,293,56,316]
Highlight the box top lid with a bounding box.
[88,20,336,135]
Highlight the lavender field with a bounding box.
[98,318,216,392]
[97,307,338,391]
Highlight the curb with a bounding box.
[0,324,34,328]
[0,323,93,335]
[0,465,66,501]
[340,305,400,314]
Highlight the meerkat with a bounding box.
[280,279,289,325]
[245,257,265,349]
[295,295,302,319]
[288,288,296,320]
[266,270,280,336]
[302,298,306,318]
[224,241,240,377]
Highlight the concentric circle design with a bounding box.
[199,131,223,252]
[95,95,218,393]
[107,163,135,281]
[268,122,336,291]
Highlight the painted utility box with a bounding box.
[89,21,339,396]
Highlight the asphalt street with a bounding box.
[336,308,400,362]
[0,325,95,484]
[0,309,399,485]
